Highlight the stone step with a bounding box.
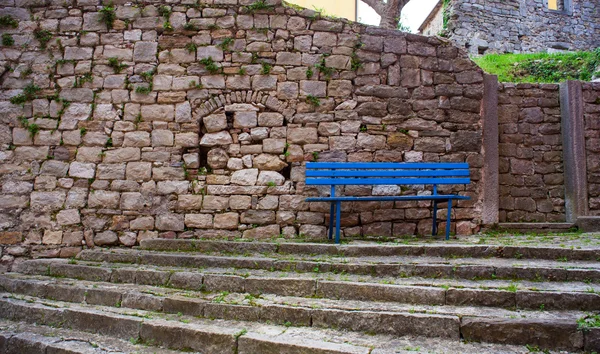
[0,275,589,351]
[0,294,375,354]
[0,296,543,354]
[140,238,600,261]
[0,318,183,353]
[76,248,600,283]
[12,259,600,311]
[496,223,576,233]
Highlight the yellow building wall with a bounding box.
[288,0,356,21]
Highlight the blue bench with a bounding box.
[304,162,471,243]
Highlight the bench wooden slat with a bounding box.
[306,195,470,202]
[306,177,471,185]
[306,162,469,169]
[306,170,470,178]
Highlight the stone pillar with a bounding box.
[560,80,588,223]
[481,74,499,225]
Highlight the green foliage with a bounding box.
[238,67,247,75]
[474,49,600,83]
[2,33,14,46]
[306,66,314,78]
[74,72,93,88]
[183,22,198,31]
[199,56,221,74]
[245,0,274,13]
[185,43,197,53]
[312,151,319,161]
[306,94,320,107]
[163,21,173,32]
[19,116,40,138]
[315,56,334,80]
[397,20,410,32]
[207,23,220,30]
[158,6,172,18]
[218,37,234,51]
[350,52,362,71]
[99,3,116,29]
[33,28,53,49]
[107,57,128,73]
[105,137,113,148]
[442,0,451,30]
[0,15,18,28]
[577,313,600,330]
[135,85,152,94]
[10,83,41,105]
[260,61,272,75]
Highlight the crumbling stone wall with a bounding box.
[0,0,486,261]
[583,83,600,215]
[497,83,565,222]
[438,0,600,54]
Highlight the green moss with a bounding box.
[244,0,274,13]
[260,61,272,75]
[306,94,320,107]
[473,48,600,83]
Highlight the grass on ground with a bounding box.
[473,48,600,83]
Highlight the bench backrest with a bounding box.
[305,163,471,193]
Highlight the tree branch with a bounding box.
[361,0,386,16]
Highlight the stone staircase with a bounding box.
[1,239,600,353]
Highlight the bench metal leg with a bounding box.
[335,201,341,244]
[445,199,452,240]
[328,203,334,240]
[432,201,438,236]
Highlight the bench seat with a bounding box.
[304,162,471,243]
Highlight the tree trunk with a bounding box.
[378,8,401,29]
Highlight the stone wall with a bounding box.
[435,0,600,54]
[583,83,600,215]
[497,83,565,222]
[0,0,486,262]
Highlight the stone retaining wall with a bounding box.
[497,83,565,222]
[0,0,486,262]
[583,83,600,215]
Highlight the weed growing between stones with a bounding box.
[199,57,221,74]
[99,3,116,29]
[0,15,18,28]
[185,43,197,53]
[184,22,198,31]
[218,37,234,51]
[306,94,320,107]
[33,28,52,49]
[2,33,14,46]
[244,0,274,13]
[10,84,41,106]
[107,57,128,74]
[260,61,272,74]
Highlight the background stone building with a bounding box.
[419,0,600,55]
